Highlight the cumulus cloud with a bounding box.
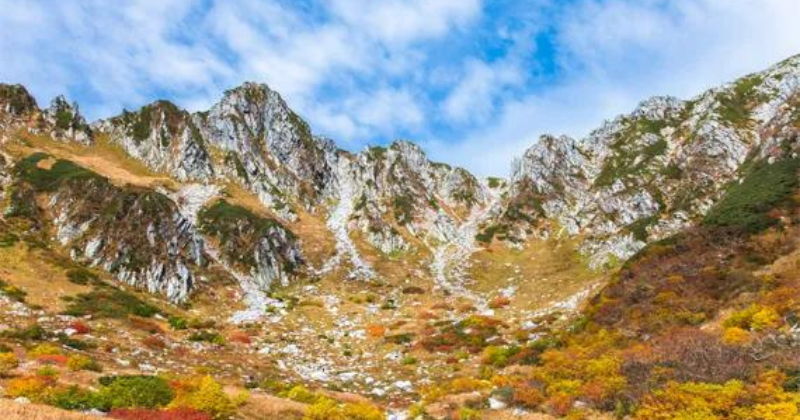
[2,0,800,176]
[429,0,800,176]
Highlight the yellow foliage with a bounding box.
[725,304,781,331]
[733,401,800,420]
[27,343,61,357]
[66,354,95,371]
[547,379,583,396]
[169,376,237,420]
[304,398,343,420]
[457,407,481,420]
[342,402,386,420]
[6,376,52,400]
[0,352,19,375]
[407,403,427,419]
[751,307,780,331]
[635,373,800,420]
[448,377,491,394]
[303,398,384,420]
[722,327,751,345]
[285,385,322,404]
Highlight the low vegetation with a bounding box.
[61,284,160,319]
[704,158,800,232]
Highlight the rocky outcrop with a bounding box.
[96,100,214,181]
[8,153,206,301]
[198,199,302,290]
[501,54,800,266]
[3,54,799,305]
[196,83,337,211]
[42,96,92,144]
[94,90,495,280]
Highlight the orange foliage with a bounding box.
[228,331,252,345]
[488,296,511,309]
[36,354,69,366]
[366,325,386,338]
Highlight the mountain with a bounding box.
[488,55,800,267]
[0,55,799,420]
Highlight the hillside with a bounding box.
[0,55,799,420]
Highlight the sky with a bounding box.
[1,0,800,177]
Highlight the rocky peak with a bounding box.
[0,84,38,118]
[501,55,800,267]
[199,82,336,203]
[97,99,214,181]
[42,96,92,144]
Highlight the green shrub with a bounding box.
[188,331,225,345]
[0,232,19,247]
[1,324,47,341]
[65,268,99,285]
[0,279,27,302]
[704,158,800,233]
[57,333,97,350]
[61,286,160,319]
[14,153,105,192]
[47,385,105,410]
[715,75,767,126]
[169,316,189,330]
[96,375,175,409]
[197,200,295,269]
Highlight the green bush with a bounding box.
[47,385,105,411]
[96,375,175,409]
[1,324,47,341]
[169,316,189,330]
[65,268,99,285]
[57,333,97,350]
[14,153,105,192]
[188,331,225,345]
[704,158,800,233]
[0,232,19,247]
[61,286,160,319]
[0,279,27,302]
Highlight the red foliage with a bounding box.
[547,393,574,417]
[109,408,212,420]
[488,296,511,309]
[128,316,164,334]
[36,354,69,366]
[142,336,166,349]
[228,330,252,344]
[68,321,91,335]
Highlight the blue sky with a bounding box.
[2,0,800,176]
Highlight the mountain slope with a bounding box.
[489,54,800,267]
[1,54,800,420]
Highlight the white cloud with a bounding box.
[442,58,524,123]
[329,0,481,46]
[439,0,800,176]
[2,0,800,178]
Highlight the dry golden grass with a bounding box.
[0,399,99,420]
[0,242,90,310]
[8,131,175,189]
[238,391,307,420]
[470,237,603,312]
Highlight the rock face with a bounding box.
[96,100,213,181]
[93,86,495,281]
[1,54,799,306]
[497,55,800,266]
[42,96,92,144]
[198,199,303,290]
[9,153,206,301]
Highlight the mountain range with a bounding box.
[0,54,799,420]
